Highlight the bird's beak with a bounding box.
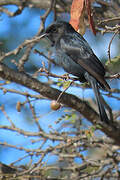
[39,33,48,39]
[38,32,52,46]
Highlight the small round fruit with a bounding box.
[51,101,61,110]
[16,101,21,112]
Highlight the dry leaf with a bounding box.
[85,0,96,35]
[70,0,86,35]
[70,0,96,35]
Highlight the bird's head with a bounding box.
[40,21,74,45]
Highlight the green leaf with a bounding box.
[106,55,120,74]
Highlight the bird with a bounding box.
[40,21,110,123]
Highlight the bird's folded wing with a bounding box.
[60,36,110,90]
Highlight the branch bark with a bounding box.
[0,0,67,12]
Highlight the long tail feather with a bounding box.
[85,72,109,123]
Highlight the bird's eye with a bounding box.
[45,24,58,34]
[51,27,57,33]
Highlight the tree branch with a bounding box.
[0,0,66,12]
[0,62,120,145]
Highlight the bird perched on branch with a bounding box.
[40,21,110,123]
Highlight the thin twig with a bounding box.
[108,30,119,62]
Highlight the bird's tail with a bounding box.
[85,73,109,123]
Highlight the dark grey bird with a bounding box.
[41,21,110,123]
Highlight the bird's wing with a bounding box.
[60,34,110,89]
